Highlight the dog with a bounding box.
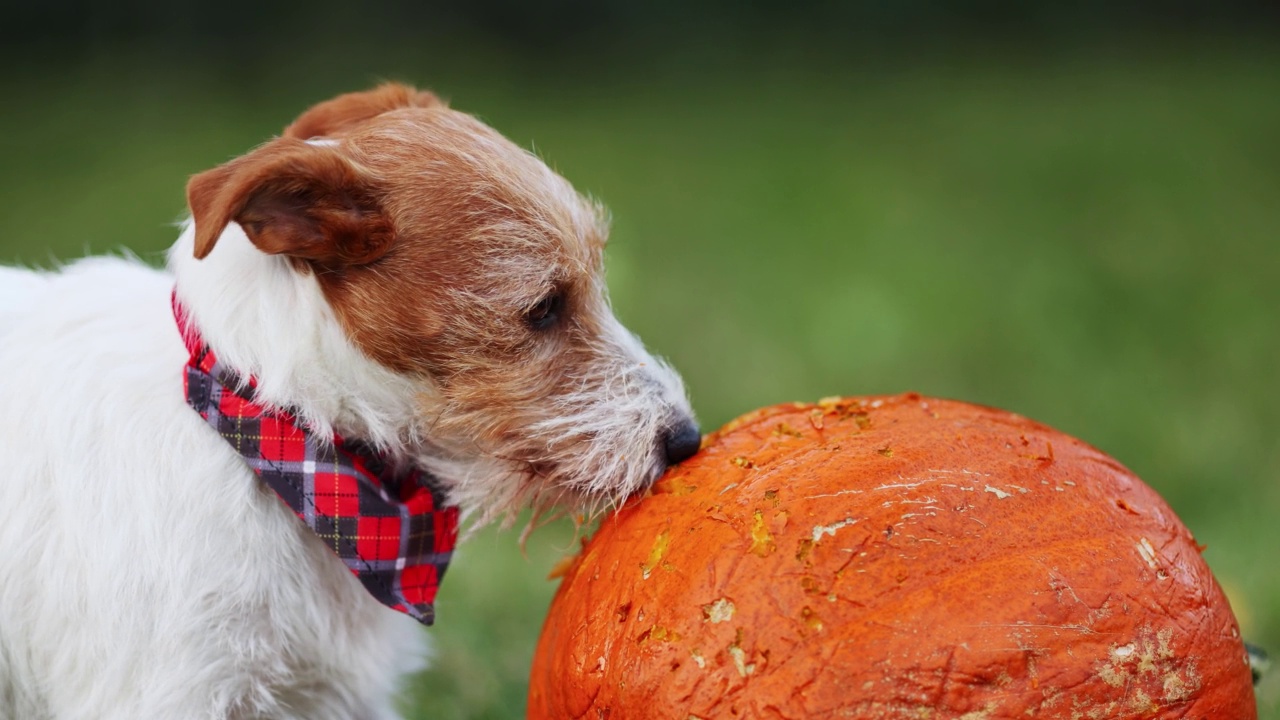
[0,83,699,720]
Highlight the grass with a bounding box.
[2,38,1277,718]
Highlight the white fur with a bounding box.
[169,222,427,453]
[0,239,426,720]
[0,267,50,341]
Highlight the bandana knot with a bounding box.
[174,293,459,625]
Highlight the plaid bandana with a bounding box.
[173,295,459,625]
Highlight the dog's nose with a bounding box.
[663,417,702,465]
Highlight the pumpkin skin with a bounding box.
[528,394,1256,719]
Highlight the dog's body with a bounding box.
[0,85,696,719]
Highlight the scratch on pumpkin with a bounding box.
[1136,537,1159,570]
[749,511,776,557]
[956,704,996,719]
[702,598,736,624]
[641,529,670,579]
[811,517,859,543]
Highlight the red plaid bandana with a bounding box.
[173,294,459,625]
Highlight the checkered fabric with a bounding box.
[173,295,458,625]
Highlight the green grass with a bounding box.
[2,40,1277,718]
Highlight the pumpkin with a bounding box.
[528,394,1256,719]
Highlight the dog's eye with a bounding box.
[524,292,564,331]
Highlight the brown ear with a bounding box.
[284,82,443,140]
[186,138,393,264]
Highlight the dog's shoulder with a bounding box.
[0,255,180,430]
[0,265,52,342]
[1,256,170,328]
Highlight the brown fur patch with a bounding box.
[315,107,608,381]
[190,84,608,380]
[187,138,394,264]
[284,83,444,140]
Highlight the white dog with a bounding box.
[0,84,699,720]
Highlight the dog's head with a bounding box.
[179,83,698,522]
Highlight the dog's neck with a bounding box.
[169,221,430,457]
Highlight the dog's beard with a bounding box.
[414,380,674,531]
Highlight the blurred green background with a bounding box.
[2,2,1277,717]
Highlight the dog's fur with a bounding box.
[0,84,695,719]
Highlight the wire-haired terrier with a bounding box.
[0,83,698,720]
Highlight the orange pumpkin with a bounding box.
[528,394,1256,719]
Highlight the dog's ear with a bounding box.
[284,83,443,141]
[186,138,393,265]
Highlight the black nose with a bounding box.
[663,417,702,465]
